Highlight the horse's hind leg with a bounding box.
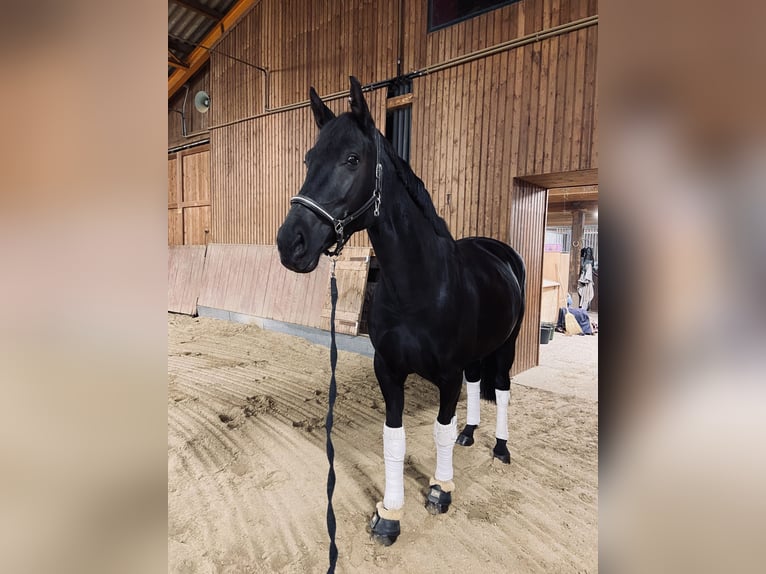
[426,372,462,515]
[456,361,481,447]
[491,337,517,464]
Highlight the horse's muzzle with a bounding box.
[277,213,327,273]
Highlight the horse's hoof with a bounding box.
[492,448,511,464]
[456,424,476,447]
[425,484,452,514]
[369,510,400,546]
[455,432,474,447]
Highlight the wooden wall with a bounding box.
[408,25,598,245]
[168,65,210,149]
[404,0,597,72]
[210,0,399,123]
[197,244,331,327]
[209,91,385,245]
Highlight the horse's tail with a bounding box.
[480,248,526,403]
[480,360,497,402]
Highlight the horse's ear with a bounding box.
[309,87,335,129]
[348,76,373,132]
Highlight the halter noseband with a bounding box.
[289,132,382,258]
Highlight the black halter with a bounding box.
[289,132,382,257]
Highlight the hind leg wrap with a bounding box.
[465,375,481,425]
[383,424,406,510]
[494,389,510,441]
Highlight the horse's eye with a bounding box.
[346,154,360,166]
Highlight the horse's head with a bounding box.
[277,76,380,273]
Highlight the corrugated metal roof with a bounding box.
[168,0,239,76]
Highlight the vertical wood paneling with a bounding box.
[168,245,207,315]
[509,180,548,375]
[403,0,597,72]
[409,24,596,243]
[168,65,210,148]
[197,244,332,328]
[211,88,385,246]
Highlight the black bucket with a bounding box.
[540,323,553,344]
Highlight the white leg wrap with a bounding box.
[464,375,481,426]
[433,416,458,482]
[383,424,406,510]
[495,389,510,441]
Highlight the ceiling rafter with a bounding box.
[169,54,189,70]
[168,0,259,99]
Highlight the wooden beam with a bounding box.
[520,168,598,189]
[386,93,415,110]
[168,0,258,99]
[170,0,224,20]
[168,51,189,69]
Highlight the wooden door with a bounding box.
[320,247,373,335]
[168,145,211,245]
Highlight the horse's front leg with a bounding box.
[369,353,406,546]
[426,372,462,514]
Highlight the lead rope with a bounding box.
[325,257,339,573]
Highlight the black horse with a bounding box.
[277,77,525,546]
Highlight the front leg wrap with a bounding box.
[371,424,406,546]
[427,416,457,514]
[383,424,406,510]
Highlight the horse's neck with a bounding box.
[366,165,454,298]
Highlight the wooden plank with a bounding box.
[493,51,511,242]
[168,209,183,246]
[386,93,415,110]
[580,25,597,168]
[525,39,543,175]
[168,157,179,204]
[570,28,587,169]
[183,205,211,245]
[534,34,551,174]
[474,56,492,238]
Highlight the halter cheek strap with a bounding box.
[289,132,382,258]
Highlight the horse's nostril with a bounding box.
[292,232,306,257]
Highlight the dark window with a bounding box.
[428,0,521,32]
[384,79,412,164]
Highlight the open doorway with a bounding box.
[518,169,598,342]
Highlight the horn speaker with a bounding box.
[194,90,210,113]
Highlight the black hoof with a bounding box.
[456,424,477,447]
[369,511,400,546]
[455,433,474,446]
[425,484,452,515]
[492,447,511,464]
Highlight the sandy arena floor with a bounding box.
[168,314,597,573]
